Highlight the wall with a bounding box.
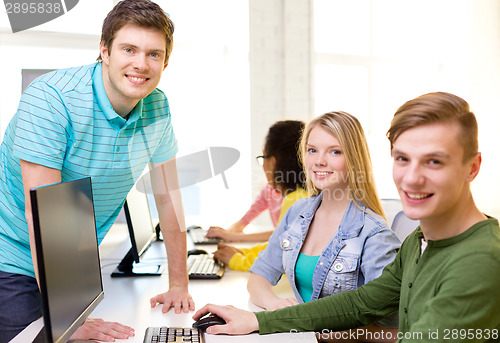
[1,0,499,224]
[0,1,252,228]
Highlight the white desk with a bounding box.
[8,317,43,343]
[93,225,317,343]
[11,224,316,342]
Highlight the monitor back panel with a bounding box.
[31,177,104,343]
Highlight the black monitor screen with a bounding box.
[30,177,104,343]
[111,176,164,277]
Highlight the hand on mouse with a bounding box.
[192,313,226,331]
[193,304,259,335]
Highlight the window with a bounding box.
[314,0,500,217]
[0,0,250,226]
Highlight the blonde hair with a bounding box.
[299,111,385,220]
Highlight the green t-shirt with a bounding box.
[256,218,500,342]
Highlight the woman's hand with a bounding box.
[213,243,243,265]
[206,227,240,242]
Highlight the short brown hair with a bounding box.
[97,0,174,63]
[387,92,478,162]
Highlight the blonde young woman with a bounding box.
[247,112,401,342]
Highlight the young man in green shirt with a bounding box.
[194,92,500,342]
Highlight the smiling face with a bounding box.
[304,126,348,194]
[392,122,480,226]
[100,24,167,116]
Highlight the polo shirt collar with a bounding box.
[92,62,143,129]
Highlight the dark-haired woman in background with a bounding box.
[207,120,308,271]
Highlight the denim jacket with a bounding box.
[250,193,401,304]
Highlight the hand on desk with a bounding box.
[193,304,259,335]
[206,226,235,241]
[213,243,242,265]
[210,220,246,234]
[69,318,134,342]
[150,285,195,314]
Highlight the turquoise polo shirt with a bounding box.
[0,62,178,278]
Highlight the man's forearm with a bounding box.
[20,159,62,286]
[163,228,189,288]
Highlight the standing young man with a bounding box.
[194,92,500,342]
[0,1,193,342]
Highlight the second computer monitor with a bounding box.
[111,177,164,277]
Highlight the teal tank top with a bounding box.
[295,252,320,302]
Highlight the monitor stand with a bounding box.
[155,223,163,241]
[110,249,165,277]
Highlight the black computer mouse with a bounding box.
[186,225,202,232]
[192,314,226,331]
[187,248,208,256]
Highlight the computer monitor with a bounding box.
[30,177,104,343]
[111,177,164,277]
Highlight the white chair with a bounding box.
[381,198,403,226]
[391,210,420,241]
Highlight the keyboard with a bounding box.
[187,254,225,280]
[188,226,221,245]
[143,326,203,343]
